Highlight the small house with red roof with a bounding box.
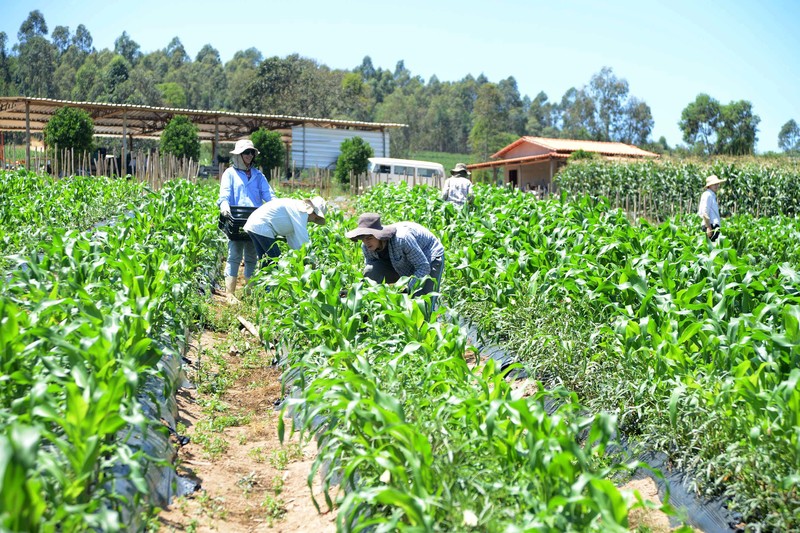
[467,137,659,195]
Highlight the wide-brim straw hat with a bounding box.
[304,196,328,222]
[705,174,726,188]
[450,162,471,175]
[230,139,259,155]
[345,213,397,241]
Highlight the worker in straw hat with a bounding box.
[345,213,444,313]
[244,196,328,265]
[442,162,474,207]
[698,174,726,242]
[218,138,274,302]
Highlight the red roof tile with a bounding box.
[491,136,658,159]
[467,152,569,170]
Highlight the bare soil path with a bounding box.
[157,289,336,532]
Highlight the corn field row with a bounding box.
[555,159,800,221]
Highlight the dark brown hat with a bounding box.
[345,213,397,241]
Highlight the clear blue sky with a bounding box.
[3,0,798,153]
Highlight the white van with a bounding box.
[367,157,445,188]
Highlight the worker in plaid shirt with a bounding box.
[345,213,444,310]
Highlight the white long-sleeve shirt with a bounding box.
[441,176,473,206]
[697,189,721,228]
[243,198,310,250]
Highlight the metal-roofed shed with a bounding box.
[0,97,406,171]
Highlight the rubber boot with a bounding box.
[225,276,239,304]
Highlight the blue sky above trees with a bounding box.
[2,0,798,153]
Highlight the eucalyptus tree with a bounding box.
[14,10,56,97]
[620,96,654,145]
[680,95,759,155]
[52,49,79,100]
[339,71,373,121]
[778,119,800,154]
[355,56,395,105]
[126,66,163,105]
[559,87,596,140]
[498,76,526,136]
[51,25,70,55]
[679,93,721,155]
[52,24,93,100]
[102,55,132,103]
[245,54,342,117]
[188,44,226,110]
[139,48,170,79]
[455,74,480,115]
[526,91,558,137]
[0,32,13,95]
[156,81,187,107]
[423,86,470,153]
[587,66,629,141]
[114,31,141,66]
[469,82,515,161]
[162,38,191,105]
[393,59,416,90]
[716,100,759,155]
[17,10,48,43]
[375,89,424,156]
[223,47,262,111]
[165,37,189,70]
[72,55,103,102]
[355,55,376,80]
[72,24,93,54]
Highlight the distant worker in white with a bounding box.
[441,163,474,207]
[244,196,327,265]
[698,174,725,242]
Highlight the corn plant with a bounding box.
[0,178,224,531]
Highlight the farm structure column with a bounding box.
[122,112,127,175]
[25,100,30,169]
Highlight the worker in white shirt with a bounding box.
[441,163,474,207]
[244,196,327,265]
[698,174,725,242]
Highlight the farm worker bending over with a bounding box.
[698,174,725,242]
[345,213,444,310]
[218,139,275,302]
[441,162,474,207]
[244,196,327,264]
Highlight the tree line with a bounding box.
[2,10,799,159]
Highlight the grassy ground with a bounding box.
[409,151,473,172]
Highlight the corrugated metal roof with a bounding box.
[491,136,658,159]
[0,97,407,141]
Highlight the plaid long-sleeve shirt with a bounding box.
[362,222,444,291]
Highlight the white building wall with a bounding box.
[290,126,390,170]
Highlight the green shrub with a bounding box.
[43,106,94,160]
[334,136,373,184]
[160,115,200,161]
[251,128,285,178]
